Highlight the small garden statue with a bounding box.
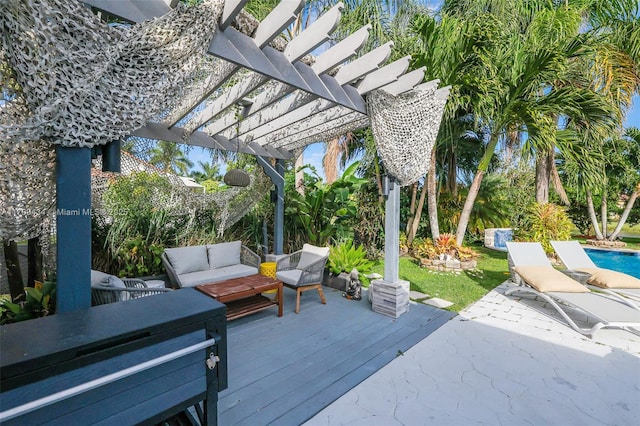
[342,268,362,301]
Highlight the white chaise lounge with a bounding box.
[505,241,640,337]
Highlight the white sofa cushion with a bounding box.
[208,241,242,269]
[297,244,329,270]
[179,264,259,287]
[165,245,209,275]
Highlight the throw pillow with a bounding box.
[297,244,330,270]
[208,241,241,269]
[513,266,589,293]
[577,267,640,289]
[165,245,209,275]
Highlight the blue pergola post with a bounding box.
[56,146,92,313]
[274,159,285,255]
[256,157,285,255]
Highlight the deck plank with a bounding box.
[218,287,454,425]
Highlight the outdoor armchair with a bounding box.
[276,244,330,314]
[91,273,172,306]
[550,240,640,304]
[505,242,640,337]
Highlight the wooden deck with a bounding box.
[218,286,455,425]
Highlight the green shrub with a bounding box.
[515,202,574,254]
[0,276,56,324]
[327,240,375,284]
[116,236,165,277]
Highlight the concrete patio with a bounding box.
[306,282,640,426]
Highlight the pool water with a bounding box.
[584,248,640,278]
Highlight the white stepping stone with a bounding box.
[423,297,453,308]
[410,290,430,300]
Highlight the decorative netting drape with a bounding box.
[366,84,448,186]
[0,0,224,243]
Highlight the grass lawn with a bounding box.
[371,247,509,313]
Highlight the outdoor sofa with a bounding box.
[162,241,260,289]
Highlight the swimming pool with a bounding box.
[584,248,640,278]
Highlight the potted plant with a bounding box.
[324,240,375,290]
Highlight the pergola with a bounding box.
[1,0,448,313]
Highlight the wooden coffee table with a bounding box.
[196,274,283,320]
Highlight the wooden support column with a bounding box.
[56,146,92,313]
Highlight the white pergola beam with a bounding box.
[312,25,371,74]
[357,56,410,94]
[380,68,427,95]
[284,2,344,61]
[192,3,353,135]
[219,0,249,30]
[334,42,393,85]
[242,56,412,145]
[273,111,368,149]
[203,24,371,136]
[253,0,305,47]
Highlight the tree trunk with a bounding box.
[608,186,639,240]
[374,159,384,205]
[323,138,340,184]
[405,182,418,235]
[427,147,440,240]
[295,153,304,195]
[408,177,428,245]
[456,170,484,245]
[27,237,43,288]
[550,160,570,205]
[447,149,457,195]
[585,190,604,240]
[601,185,607,239]
[455,133,500,245]
[535,148,553,203]
[3,240,24,301]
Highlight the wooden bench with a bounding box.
[196,274,283,320]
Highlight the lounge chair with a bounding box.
[505,242,640,337]
[550,240,640,303]
[276,244,330,314]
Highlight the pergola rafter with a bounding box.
[82,0,425,160]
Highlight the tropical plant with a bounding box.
[409,233,479,263]
[115,236,165,277]
[327,240,375,285]
[98,171,218,276]
[0,275,56,324]
[285,161,368,246]
[515,202,574,255]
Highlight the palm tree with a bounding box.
[433,0,619,244]
[191,160,222,183]
[149,140,193,175]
